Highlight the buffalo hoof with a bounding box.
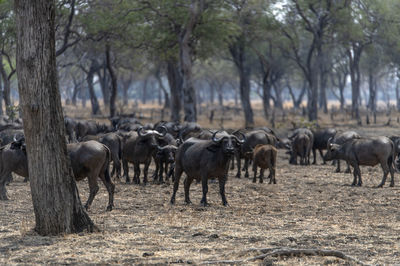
[201,202,209,207]
[245,173,249,178]
[335,168,341,173]
[222,201,229,206]
[312,162,316,165]
[390,183,394,187]
[106,205,113,212]
[351,183,356,186]
[170,198,176,204]
[259,179,263,184]
[376,184,384,188]
[345,169,351,174]
[252,179,256,183]
[235,174,241,179]
[185,200,192,205]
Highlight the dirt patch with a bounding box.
[1,131,400,265]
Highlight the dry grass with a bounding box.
[2,104,400,264]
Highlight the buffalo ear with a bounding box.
[206,144,219,153]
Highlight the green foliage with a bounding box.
[6,105,19,121]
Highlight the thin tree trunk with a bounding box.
[87,61,100,115]
[167,58,182,121]
[178,0,204,122]
[105,44,117,117]
[142,77,148,104]
[97,64,110,108]
[15,0,95,235]
[0,55,11,109]
[155,65,170,109]
[71,76,79,106]
[0,77,3,115]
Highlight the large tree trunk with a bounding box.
[15,0,95,235]
[307,72,319,121]
[87,61,101,115]
[167,59,182,121]
[105,44,117,117]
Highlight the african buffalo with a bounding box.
[0,139,115,211]
[235,130,277,178]
[170,131,245,206]
[324,136,395,187]
[290,133,312,165]
[327,131,361,173]
[122,127,166,184]
[312,128,337,164]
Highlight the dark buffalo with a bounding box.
[0,140,115,211]
[154,145,178,183]
[0,142,28,200]
[324,136,395,187]
[290,133,312,165]
[312,128,337,164]
[328,131,361,173]
[288,128,314,165]
[170,131,245,206]
[64,116,77,142]
[122,127,166,184]
[75,120,112,140]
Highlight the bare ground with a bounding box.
[2,135,400,265]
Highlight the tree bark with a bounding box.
[155,65,170,109]
[348,44,363,120]
[0,77,3,115]
[97,63,110,108]
[167,58,182,121]
[105,44,117,117]
[15,0,95,235]
[0,55,11,109]
[178,0,204,122]
[87,60,101,115]
[230,36,254,127]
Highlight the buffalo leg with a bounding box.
[335,160,341,173]
[312,148,317,164]
[133,164,141,184]
[389,158,395,187]
[123,159,130,183]
[0,176,8,200]
[378,160,390,188]
[158,161,164,184]
[143,160,151,184]
[259,169,265,183]
[170,164,183,204]
[244,158,250,178]
[319,149,326,164]
[351,164,361,186]
[183,177,193,204]
[219,176,228,206]
[235,154,241,178]
[269,165,276,184]
[164,162,169,181]
[230,156,235,170]
[252,164,257,183]
[200,177,209,206]
[100,174,115,211]
[85,176,100,210]
[152,158,159,181]
[345,162,351,173]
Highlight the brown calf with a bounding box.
[252,144,277,184]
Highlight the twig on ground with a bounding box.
[201,248,370,265]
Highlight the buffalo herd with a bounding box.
[0,114,399,210]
